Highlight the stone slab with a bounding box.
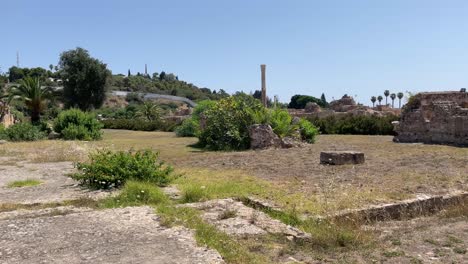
[320,151,365,165]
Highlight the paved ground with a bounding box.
[0,206,223,264]
[0,161,107,204]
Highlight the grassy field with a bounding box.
[1,129,466,215]
[1,129,467,263]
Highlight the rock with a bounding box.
[0,140,7,144]
[304,102,321,113]
[329,94,357,112]
[48,131,61,140]
[248,124,281,150]
[280,137,302,148]
[320,151,365,165]
[291,116,301,125]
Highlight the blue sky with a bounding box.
[2,0,468,105]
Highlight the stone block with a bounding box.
[320,151,365,165]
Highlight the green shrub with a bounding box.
[199,94,263,150]
[54,109,103,140]
[0,124,6,140]
[100,118,178,132]
[174,100,215,138]
[269,109,293,137]
[298,118,319,143]
[308,114,398,135]
[71,149,174,189]
[4,122,47,141]
[175,118,199,137]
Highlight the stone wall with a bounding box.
[394,91,468,146]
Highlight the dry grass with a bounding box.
[1,130,465,214]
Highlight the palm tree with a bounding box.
[8,77,53,123]
[377,95,383,106]
[397,92,404,108]
[390,93,396,108]
[136,101,162,121]
[384,90,390,105]
[371,96,376,107]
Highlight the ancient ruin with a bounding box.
[320,151,365,165]
[393,91,468,146]
[0,102,15,128]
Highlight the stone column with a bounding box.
[260,64,267,107]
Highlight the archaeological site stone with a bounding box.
[329,94,357,112]
[248,124,281,149]
[304,102,321,113]
[394,91,468,146]
[320,151,365,165]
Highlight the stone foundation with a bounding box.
[320,151,365,165]
[394,91,468,146]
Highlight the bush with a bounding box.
[269,109,293,137]
[174,100,215,137]
[175,118,199,137]
[71,149,174,189]
[308,114,398,135]
[0,124,7,140]
[54,109,103,140]
[4,122,47,141]
[298,119,319,143]
[101,118,178,132]
[199,94,263,150]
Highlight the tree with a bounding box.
[8,66,25,82]
[390,93,396,108]
[397,92,404,108]
[252,90,262,100]
[289,94,325,109]
[8,77,53,123]
[59,47,110,110]
[128,69,131,77]
[371,96,376,107]
[159,71,166,81]
[135,101,162,121]
[320,93,328,107]
[49,64,54,71]
[377,95,383,106]
[384,90,390,105]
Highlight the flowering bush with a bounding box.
[70,149,174,189]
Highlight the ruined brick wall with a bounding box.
[394,91,468,146]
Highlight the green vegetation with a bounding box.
[101,180,169,208]
[54,109,103,140]
[71,149,174,189]
[289,94,327,109]
[175,118,199,137]
[108,74,228,102]
[3,122,47,141]
[7,179,43,188]
[101,118,178,132]
[59,47,111,110]
[8,77,54,123]
[308,114,398,135]
[191,94,318,150]
[175,100,216,137]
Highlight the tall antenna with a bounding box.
[16,51,20,67]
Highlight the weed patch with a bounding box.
[7,179,42,188]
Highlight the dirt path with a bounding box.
[0,206,223,264]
